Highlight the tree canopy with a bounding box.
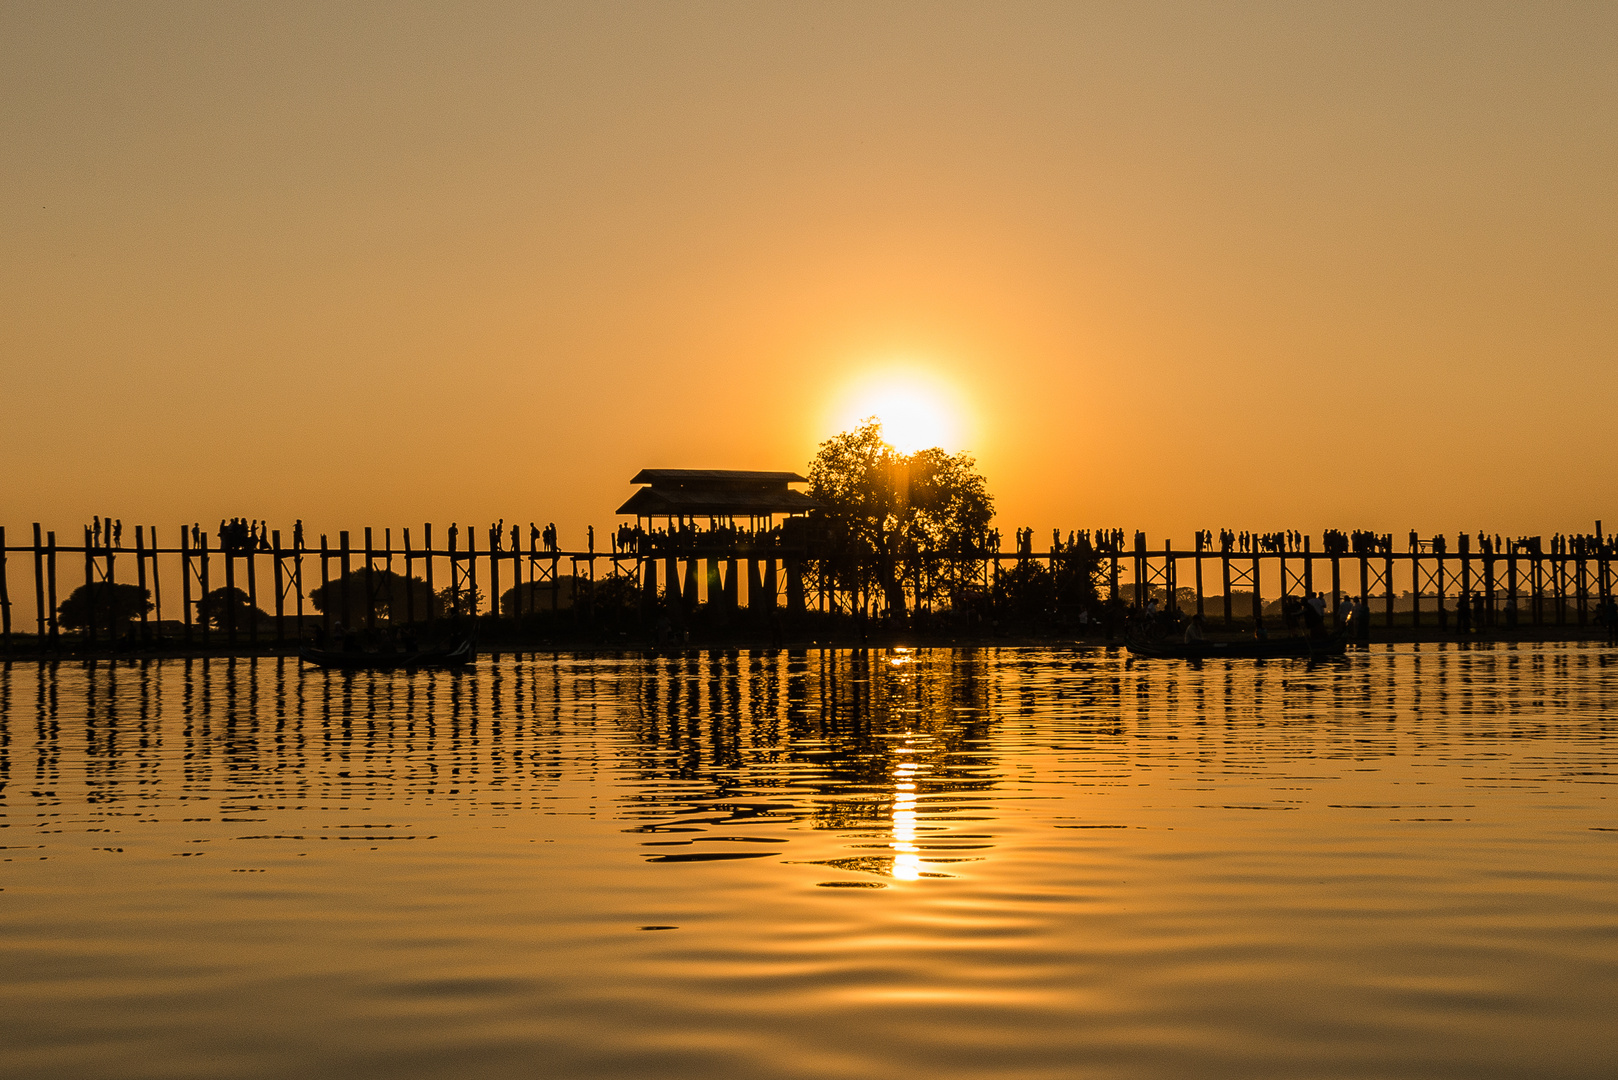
[808,418,994,617]
[310,568,435,625]
[196,587,269,631]
[56,582,152,630]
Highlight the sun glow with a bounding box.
[835,368,966,454]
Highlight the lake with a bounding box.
[1,644,1614,1079]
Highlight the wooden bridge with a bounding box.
[0,518,1613,653]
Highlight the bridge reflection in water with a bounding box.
[1,645,1615,1080]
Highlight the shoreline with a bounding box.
[2,625,1612,663]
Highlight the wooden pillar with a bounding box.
[1251,553,1262,623]
[1483,546,1497,626]
[83,527,96,650]
[1277,546,1288,603]
[273,531,285,647]
[725,556,739,612]
[245,541,259,647]
[181,528,193,644]
[319,535,332,635]
[33,523,46,641]
[1164,539,1174,612]
[1506,547,1519,627]
[1221,551,1233,628]
[511,537,524,621]
[423,524,435,623]
[764,558,778,609]
[1530,545,1543,626]
[1331,556,1342,628]
[1358,553,1369,618]
[1303,535,1313,599]
[290,530,302,633]
[1410,545,1421,630]
[135,526,149,643]
[787,557,805,614]
[104,532,118,645]
[466,530,478,617]
[683,557,699,609]
[1575,541,1588,625]
[402,529,414,624]
[339,531,352,629]
[1600,534,1612,605]
[148,526,162,631]
[1109,549,1119,604]
[363,528,376,631]
[1194,542,1205,618]
[0,526,8,651]
[224,540,239,647]
[1458,533,1472,611]
[1133,533,1147,608]
[1383,550,1395,628]
[446,527,461,616]
[1434,543,1446,626]
[46,532,58,645]
[1555,549,1567,626]
[487,527,501,621]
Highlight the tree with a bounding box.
[196,587,269,631]
[309,568,435,625]
[56,582,152,631]
[436,585,485,619]
[809,419,994,617]
[500,577,580,615]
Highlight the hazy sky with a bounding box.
[4,2,1615,546]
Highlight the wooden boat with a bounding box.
[298,636,475,671]
[1125,631,1347,661]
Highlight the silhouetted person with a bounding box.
[587,525,595,553]
[294,520,304,549]
[113,520,122,547]
[1301,594,1325,639]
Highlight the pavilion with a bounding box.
[615,469,820,617]
[615,469,820,526]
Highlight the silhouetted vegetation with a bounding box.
[809,419,993,617]
[56,582,152,630]
[436,585,484,619]
[196,587,269,631]
[310,569,434,624]
[500,577,581,615]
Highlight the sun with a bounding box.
[836,369,965,454]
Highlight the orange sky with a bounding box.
[3,2,1616,549]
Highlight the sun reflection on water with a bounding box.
[893,755,921,881]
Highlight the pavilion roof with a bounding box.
[616,469,820,517]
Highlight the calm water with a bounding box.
[1,645,1614,1079]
